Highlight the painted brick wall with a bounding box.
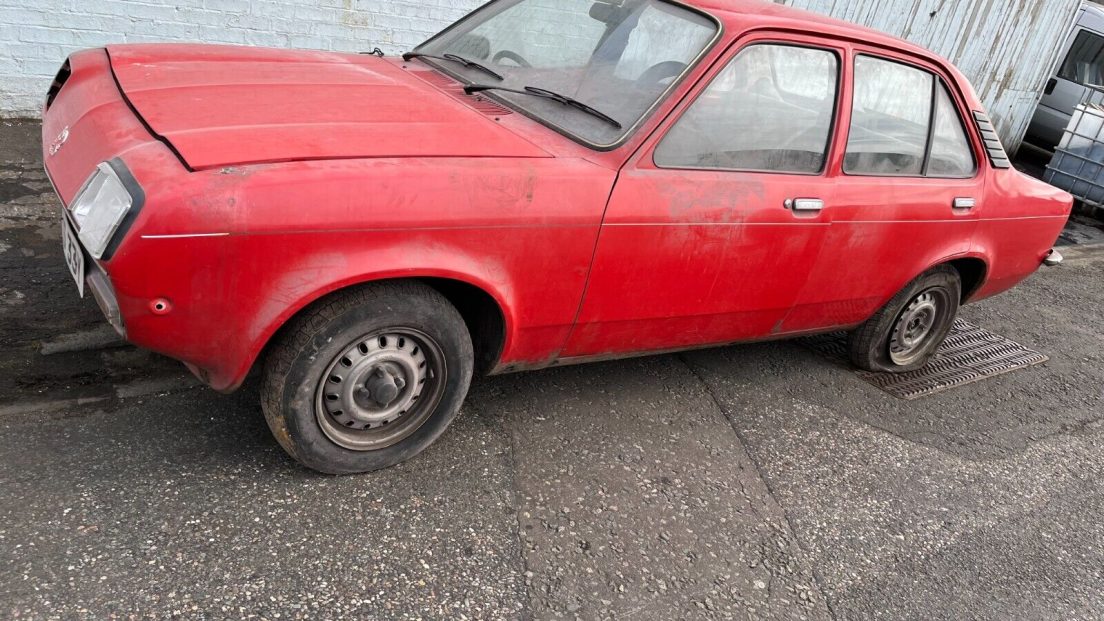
[0,0,1076,149]
[0,0,483,117]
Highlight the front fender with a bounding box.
[239,236,521,388]
[111,156,615,391]
[116,226,595,392]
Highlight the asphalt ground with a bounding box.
[2,118,1104,620]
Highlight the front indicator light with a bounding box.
[70,162,133,259]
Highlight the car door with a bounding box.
[1029,17,1104,148]
[779,50,983,333]
[561,36,845,358]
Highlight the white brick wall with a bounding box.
[0,0,482,117]
[0,0,1073,151]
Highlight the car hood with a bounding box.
[106,44,550,170]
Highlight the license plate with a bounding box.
[61,215,85,298]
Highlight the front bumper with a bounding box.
[87,265,125,336]
[61,207,127,337]
[49,157,128,338]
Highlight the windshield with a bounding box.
[414,0,719,147]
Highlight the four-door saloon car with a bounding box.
[43,0,1072,473]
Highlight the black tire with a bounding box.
[261,281,473,474]
[848,265,961,373]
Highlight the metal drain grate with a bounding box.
[800,319,1048,400]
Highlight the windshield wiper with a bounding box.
[401,52,503,81]
[464,85,622,130]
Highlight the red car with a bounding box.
[43,0,1071,473]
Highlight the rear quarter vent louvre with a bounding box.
[45,59,72,110]
[972,111,1011,169]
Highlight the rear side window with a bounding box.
[845,55,976,178]
[654,44,839,174]
[928,84,976,177]
[1059,30,1104,86]
[845,56,933,175]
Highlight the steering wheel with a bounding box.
[492,50,532,68]
[637,61,688,85]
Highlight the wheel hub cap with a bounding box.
[888,290,944,366]
[315,330,446,452]
[362,365,406,408]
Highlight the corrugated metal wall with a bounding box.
[776,0,1081,153]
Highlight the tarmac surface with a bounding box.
[2,119,1104,619]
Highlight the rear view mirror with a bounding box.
[589,1,630,24]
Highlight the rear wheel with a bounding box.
[261,282,473,474]
[848,266,961,373]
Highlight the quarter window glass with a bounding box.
[654,45,838,173]
[928,84,976,177]
[1059,30,1104,86]
[845,56,933,175]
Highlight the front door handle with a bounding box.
[953,197,976,210]
[1045,77,1057,95]
[785,198,824,212]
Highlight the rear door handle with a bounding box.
[785,198,824,212]
[953,197,976,210]
[1045,77,1057,95]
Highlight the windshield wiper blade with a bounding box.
[401,52,503,81]
[464,85,622,130]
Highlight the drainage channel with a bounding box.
[801,320,1048,400]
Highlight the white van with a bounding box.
[1025,3,1104,150]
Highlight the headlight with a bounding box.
[70,162,134,259]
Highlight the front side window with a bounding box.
[415,0,718,147]
[1059,30,1104,87]
[654,44,839,173]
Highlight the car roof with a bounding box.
[1080,3,1104,33]
[682,0,980,104]
[686,0,938,60]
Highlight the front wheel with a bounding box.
[261,282,473,474]
[848,266,961,373]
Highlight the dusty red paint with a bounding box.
[42,1,1072,392]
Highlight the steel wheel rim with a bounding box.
[315,328,447,451]
[888,288,949,366]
